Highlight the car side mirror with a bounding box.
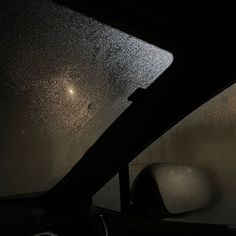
[130,163,213,219]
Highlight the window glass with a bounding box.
[130,83,236,225]
[0,0,172,196]
[93,174,120,211]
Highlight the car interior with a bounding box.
[1,0,236,235]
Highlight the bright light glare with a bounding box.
[68,88,74,95]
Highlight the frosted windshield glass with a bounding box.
[0,0,173,196]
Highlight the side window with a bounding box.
[93,174,120,211]
[130,83,236,225]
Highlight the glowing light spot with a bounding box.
[187,168,192,173]
[68,88,74,95]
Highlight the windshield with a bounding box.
[0,0,173,196]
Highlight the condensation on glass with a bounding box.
[130,83,236,225]
[0,0,173,196]
[152,164,212,214]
